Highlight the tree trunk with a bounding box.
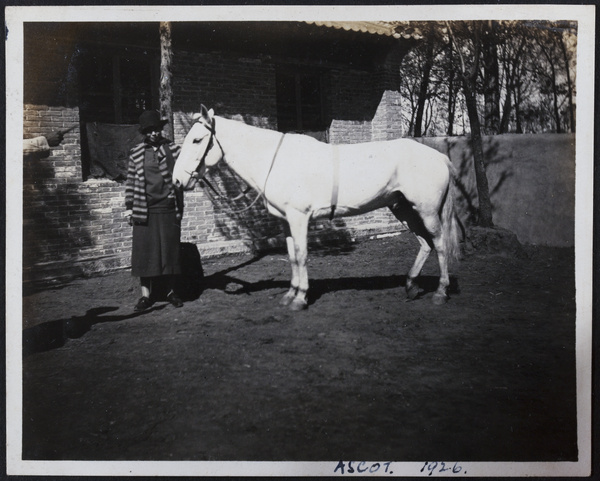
[463,80,494,227]
[414,42,434,137]
[549,60,562,133]
[482,21,500,134]
[559,34,575,132]
[499,36,526,134]
[447,42,456,136]
[499,88,512,134]
[446,20,494,227]
[537,37,562,134]
[159,21,174,141]
[513,86,523,134]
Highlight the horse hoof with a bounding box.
[432,293,448,305]
[289,299,308,311]
[406,285,420,300]
[280,295,294,307]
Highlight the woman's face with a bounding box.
[146,128,162,143]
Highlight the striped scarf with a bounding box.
[125,140,183,223]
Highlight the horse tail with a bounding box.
[441,156,461,265]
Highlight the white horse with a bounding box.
[173,105,460,310]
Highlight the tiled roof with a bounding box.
[306,21,422,40]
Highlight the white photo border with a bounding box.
[6,4,594,477]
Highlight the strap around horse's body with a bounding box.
[261,133,286,206]
[330,144,340,220]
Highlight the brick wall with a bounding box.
[22,48,409,286]
[23,105,131,283]
[169,47,405,254]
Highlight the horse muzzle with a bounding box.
[174,166,206,191]
[174,172,196,191]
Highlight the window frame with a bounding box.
[78,46,160,180]
[275,66,328,135]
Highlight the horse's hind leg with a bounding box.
[394,202,449,304]
[282,209,310,311]
[406,235,432,300]
[431,233,450,305]
[420,213,450,305]
[390,201,431,300]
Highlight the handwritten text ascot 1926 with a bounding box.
[333,461,466,475]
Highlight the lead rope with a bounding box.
[201,132,286,216]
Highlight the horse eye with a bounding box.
[192,138,202,144]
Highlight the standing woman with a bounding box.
[125,110,184,311]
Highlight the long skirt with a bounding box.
[131,210,181,278]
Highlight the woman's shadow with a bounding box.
[22,243,205,358]
[22,304,168,357]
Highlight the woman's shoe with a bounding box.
[134,296,153,311]
[167,292,183,308]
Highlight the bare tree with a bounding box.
[445,40,458,136]
[397,19,576,138]
[446,21,494,227]
[398,22,451,137]
[497,22,528,133]
[413,40,434,137]
[557,25,577,132]
[537,37,563,133]
[482,20,501,134]
[526,21,577,133]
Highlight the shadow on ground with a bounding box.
[23,305,168,357]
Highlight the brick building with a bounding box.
[23,21,417,285]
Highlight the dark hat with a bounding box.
[139,110,168,133]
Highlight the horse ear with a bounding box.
[192,113,202,122]
[193,104,215,124]
[200,104,209,117]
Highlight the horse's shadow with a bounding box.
[209,273,459,306]
[22,304,167,357]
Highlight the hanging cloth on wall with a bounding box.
[86,122,143,180]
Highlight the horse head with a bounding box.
[173,105,222,190]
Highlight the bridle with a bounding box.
[184,116,218,184]
[186,116,271,215]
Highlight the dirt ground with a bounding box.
[20,233,577,465]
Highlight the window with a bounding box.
[79,49,158,124]
[276,69,327,135]
[78,47,159,179]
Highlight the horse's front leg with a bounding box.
[282,209,310,311]
[280,234,298,306]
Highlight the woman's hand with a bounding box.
[124,209,133,226]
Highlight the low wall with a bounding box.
[421,133,575,247]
